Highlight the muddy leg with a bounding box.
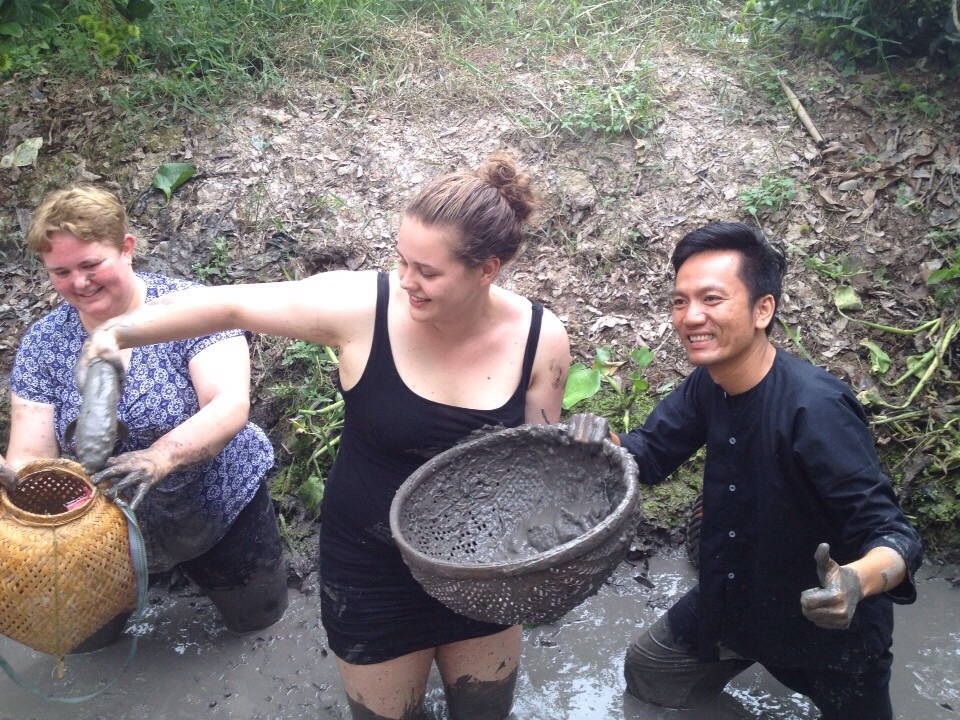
[205,559,288,633]
[444,668,518,720]
[181,482,289,633]
[624,611,751,708]
[436,626,521,720]
[764,652,893,720]
[344,695,428,720]
[335,650,433,720]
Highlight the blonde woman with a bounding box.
[5,186,288,647]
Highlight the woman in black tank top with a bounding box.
[82,152,571,720]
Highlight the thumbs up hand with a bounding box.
[800,543,864,630]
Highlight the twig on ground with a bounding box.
[778,75,824,146]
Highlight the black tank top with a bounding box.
[320,271,543,579]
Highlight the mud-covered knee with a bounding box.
[445,669,518,720]
[624,650,682,707]
[623,627,745,709]
[208,562,289,633]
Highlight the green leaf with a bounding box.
[856,387,888,407]
[927,265,960,285]
[151,162,196,205]
[562,362,602,410]
[905,349,935,379]
[0,22,24,38]
[630,346,654,369]
[1,0,32,25]
[859,339,890,374]
[832,285,862,312]
[594,346,612,365]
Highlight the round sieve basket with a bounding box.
[0,459,137,660]
[389,423,640,626]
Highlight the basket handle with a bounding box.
[0,499,149,703]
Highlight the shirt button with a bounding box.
[729,484,736,491]
[729,437,736,444]
[728,530,736,538]
[728,572,736,580]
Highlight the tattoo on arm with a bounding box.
[879,570,890,593]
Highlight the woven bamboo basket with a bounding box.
[0,459,137,661]
[390,424,640,626]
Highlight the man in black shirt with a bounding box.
[582,221,923,719]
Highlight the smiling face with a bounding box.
[395,215,498,324]
[671,249,775,388]
[42,231,140,328]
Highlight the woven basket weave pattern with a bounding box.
[0,459,137,658]
[390,424,639,625]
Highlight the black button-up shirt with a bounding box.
[618,349,923,670]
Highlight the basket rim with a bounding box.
[1,458,98,526]
[388,423,639,579]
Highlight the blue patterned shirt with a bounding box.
[10,273,274,571]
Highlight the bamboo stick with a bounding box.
[778,75,824,146]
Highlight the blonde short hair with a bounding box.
[27,185,128,253]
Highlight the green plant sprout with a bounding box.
[776,318,814,363]
[191,235,231,283]
[556,75,657,137]
[738,174,801,220]
[834,294,958,411]
[803,253,866,281]
[564,345,653,407]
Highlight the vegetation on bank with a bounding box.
[2,0,958,555]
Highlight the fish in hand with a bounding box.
[65,357,127,474]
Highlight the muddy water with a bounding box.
[2,550,957,719]
[507,551,960,720]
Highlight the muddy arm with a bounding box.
[150,335,252,474]
[847,545,908,596]
[84,271,378,360]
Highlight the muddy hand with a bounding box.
[0,462,17,493]
[567,413,611,448]
[91,451,165,510]
[76,330,124,388]
[800,542,864,630]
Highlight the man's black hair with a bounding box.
[671,221,788,336]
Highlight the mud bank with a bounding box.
[1,551,957,719]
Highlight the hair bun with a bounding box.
[476,151,540,225]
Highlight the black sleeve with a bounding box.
[616,372,709,486]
